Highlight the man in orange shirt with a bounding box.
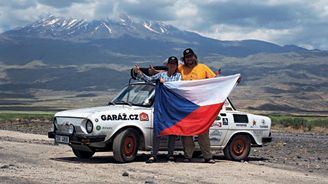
[179,48,216,163]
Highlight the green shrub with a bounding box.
[269,115,328,129]
[0,112,54,121]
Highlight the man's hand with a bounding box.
[237,76,241,84]
[133,64,142,75]
[148,65,159,75]
[160,78,165,83]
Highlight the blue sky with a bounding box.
[0,0,327,50]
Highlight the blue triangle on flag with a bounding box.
[154,83,199,135]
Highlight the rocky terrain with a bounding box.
[0,119,327,177]
[250,131,328,175]
[0,129,327,184]
[1,52,327,116]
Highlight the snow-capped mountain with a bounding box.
[0,15,313,65]
[5,15,184,42]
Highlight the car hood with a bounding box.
[55,105,138,119]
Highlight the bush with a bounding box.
[0,112,54,121]
[270,115,328,130]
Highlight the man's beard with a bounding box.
[186,60,195,67]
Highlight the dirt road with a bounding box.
[0,130,327,184]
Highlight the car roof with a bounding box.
[128,81,156,86]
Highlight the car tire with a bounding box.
[224,134,251,161]
[223,146,232,160]
[72,149,95,159]
[113,128,139,163]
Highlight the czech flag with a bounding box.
[154,74,240,136]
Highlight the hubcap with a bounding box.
[123,135,136,156]
[232,138,245,156]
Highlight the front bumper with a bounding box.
[48,131,106,144]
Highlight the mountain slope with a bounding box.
[0,15,314,65]
[1,15,327,115]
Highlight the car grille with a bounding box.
[55,117,85,134]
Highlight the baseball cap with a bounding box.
[167,56,178,65]
[183,48,195,57]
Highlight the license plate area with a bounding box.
[55,135,70,144]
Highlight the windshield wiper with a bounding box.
[114,101,132,106]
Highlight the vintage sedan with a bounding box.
[48,81,272,162]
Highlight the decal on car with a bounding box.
[139,112,149,121]
[212,122,222,127]
[252,120,256,126]
[210,130,222,143]
[210,130,222,136]
[222,118,229,125]
[100,113,139,121]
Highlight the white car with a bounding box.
[48,82,272,162]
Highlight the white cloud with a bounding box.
[202,24,293,43]
[0,0,327,50]
[175,1,198,17]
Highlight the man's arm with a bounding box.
[148,65,167,75]
[138,72,162,83]
[203,64,216,78]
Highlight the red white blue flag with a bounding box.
[154,74,240,136]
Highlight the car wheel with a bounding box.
[224,134,251,161]
[223,146,232,160]
[113,128,139,163]
[72,149,95,159]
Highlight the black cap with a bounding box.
[183,48,195,57]
[167,56,178,65]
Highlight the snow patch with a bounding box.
[66,19,79,29]
[143,22,159,34]
[45,18,60,26]
[68,19,78,26]
[160,26,168,33]
[103,23,112,34]
[62,20,68,27]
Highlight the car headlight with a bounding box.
[68,124,74,134]
[86,120,93,133]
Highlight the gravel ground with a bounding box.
[250,131,328,175]
[1,130,327,184]
[0,119,327,176]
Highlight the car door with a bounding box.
[209,111,229,146]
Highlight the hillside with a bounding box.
[0,15,327,115]
[0,15,312,65]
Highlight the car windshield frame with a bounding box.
[225,98,237,111]
[111,83,155,107]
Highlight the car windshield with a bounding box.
[111,84,155,107]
